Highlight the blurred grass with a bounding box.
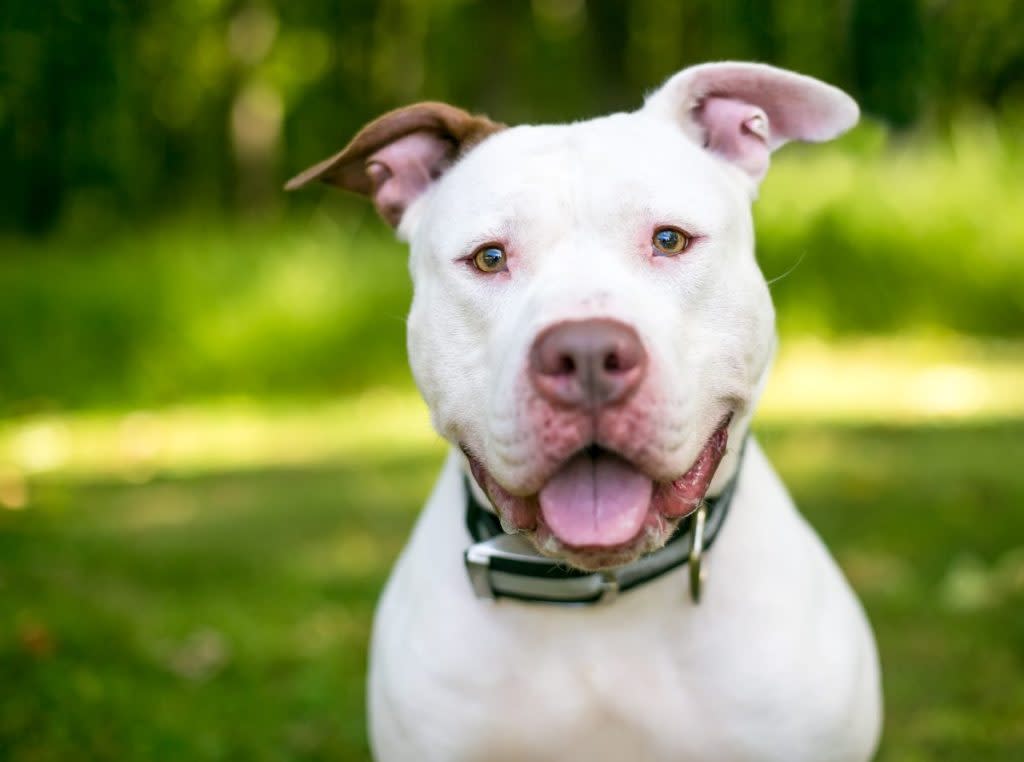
[0,343,1022,761]
[1,119,1023,415]
[2,420,1023,761]
[2,120,1023,760]
[2,337,1024,485]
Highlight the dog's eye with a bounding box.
[652,227,691,256]
[472,245,507,273]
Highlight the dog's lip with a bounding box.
[462,413,732,562]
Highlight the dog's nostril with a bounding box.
[530,319,647,407]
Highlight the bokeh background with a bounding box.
[2,0,1023,759]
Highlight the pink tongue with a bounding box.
[539,452,653,548]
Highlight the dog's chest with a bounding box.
[372,573,840,762]
[367,452,880,761]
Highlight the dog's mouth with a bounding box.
[465,416,731,570]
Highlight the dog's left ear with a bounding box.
[285,102,504,228]
[642,62,858,185]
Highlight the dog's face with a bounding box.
[289,63,858,570]
[407,117,770,569]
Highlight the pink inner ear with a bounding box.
[699,96,773,181]
[365,131,454,226]
[645,63,860,186]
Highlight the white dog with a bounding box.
[288,62,882,762]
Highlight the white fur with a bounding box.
[366,64,881,761]
[370,447,880,761]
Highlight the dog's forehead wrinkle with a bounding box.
[420,114,745,253]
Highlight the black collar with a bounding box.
[463,442,744,605]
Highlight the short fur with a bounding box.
[289,61,882,762]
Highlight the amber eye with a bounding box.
[473,245,507,273]
[652,227,691,256]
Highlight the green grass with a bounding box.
[2,421,1023,761]
[2,118,1023,759]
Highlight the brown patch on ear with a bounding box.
[284,102,505,194]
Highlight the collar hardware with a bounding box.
[688,501,707,604]
[462,441,744,607]
[598,571,619,604]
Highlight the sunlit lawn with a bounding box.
[2,422,1023,761]
[2,345,1024,761]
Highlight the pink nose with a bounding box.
[529,319,646,408]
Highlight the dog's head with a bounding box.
[289,63,858,570]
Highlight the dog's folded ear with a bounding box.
[285,102,504,228]
[643,62,858,185]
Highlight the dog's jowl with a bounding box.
[289,62,882,762]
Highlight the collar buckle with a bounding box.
[463,533,628,604]
[465,542,497,600]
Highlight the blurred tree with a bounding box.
[850,0,925,127]
[1,0,1022,234]
[928,0,1024,116]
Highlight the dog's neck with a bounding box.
[461,437,747,606]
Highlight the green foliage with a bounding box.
[1,123,1022,415]
[0,209,409,413]
[3,0,1024,231]
[2,422,1023,760]
[758,117,1024,336]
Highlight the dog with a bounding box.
[287,61,882,762]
